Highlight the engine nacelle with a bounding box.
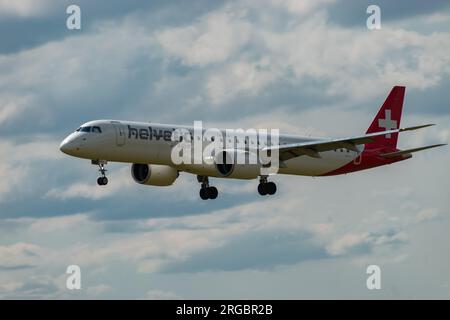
[215,150,260,179]
[131,164,178,186]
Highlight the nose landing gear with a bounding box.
[197,175,218,200]
[92,160,108,186]
[257,176,277,196]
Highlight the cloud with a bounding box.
[271,0,336,15]
[423,13,450,24]
[0,19,160,136]
[0,275,63,299]
[45,166,135,201]
[86,284,112,296]
[164,229,328,272]
[0,243,42,270]
[206,60,279,106]
[326,231,408,256]
[0,163,28,202]
[0,95,33,125]
[155,9,251,66]
[414,208,441,223]
[0,0,55,18]
[258,17,450,102]
[0,137,65,204]
[28,214,89,233]
[152,1,450,110]
[0,0,222,55]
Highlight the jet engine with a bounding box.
[131,164,178,186]
[214,150,260,179]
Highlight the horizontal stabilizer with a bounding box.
[399,124,435,132]
[380,143,446,158]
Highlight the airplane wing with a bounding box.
[262,124,436,161]
[379,143,447,158]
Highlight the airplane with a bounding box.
[60,86,445,200]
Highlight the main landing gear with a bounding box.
[92,160,108,186]
[196,175,276,199]
[257,176,277,196]
[197,175,218,200]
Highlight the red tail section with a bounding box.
[322,86,408,176]
[365,86,405,150]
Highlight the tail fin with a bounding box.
[365,86,405,149]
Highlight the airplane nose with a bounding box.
[60,137,79,155]
[59,140,72,155]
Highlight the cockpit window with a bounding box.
[76,126,102,133]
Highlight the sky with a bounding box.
[0,0,450,299]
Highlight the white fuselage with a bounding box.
[60,120,362,178]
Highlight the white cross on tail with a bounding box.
[378,109,397,138]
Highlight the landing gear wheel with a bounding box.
[208,187,218,199]
[200,188,209,200]
[258,176,276,196]
[97,176,108,186]
[267,182,276,195]
[197,176,218,200]
[258,183,268,196]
